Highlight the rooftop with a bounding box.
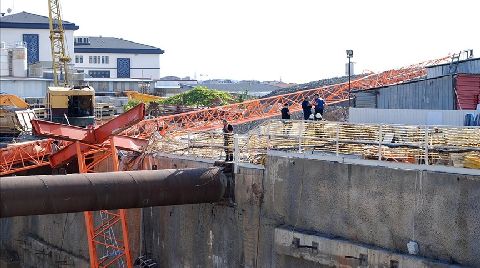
[426,57,480,68]
[0,11,79,30]
[74,36,164,54]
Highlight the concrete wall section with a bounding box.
[349,107,479,126]
[264,155,480,266]
[2,153,479,267]
[138,155,265,267]
[0,213,90,267]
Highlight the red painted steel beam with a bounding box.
[49,141,86,168]
[94,103,145,142]
[33,104,145,168]
[49,136,147,168]
[32,103,145,145]
[32,120,96,143]
[111,135,148,152]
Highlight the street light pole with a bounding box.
[348,56,351,105]
[346,50,353,107]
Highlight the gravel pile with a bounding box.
[261,74,366,98]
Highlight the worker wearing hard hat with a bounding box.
[313,94,326,116]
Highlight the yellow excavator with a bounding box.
[0,94,30,108]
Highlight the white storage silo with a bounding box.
[0,43,9,77]
[12,44,28,77]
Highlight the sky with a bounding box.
[1,0,479,83]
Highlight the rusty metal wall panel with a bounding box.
[456,74,480,110]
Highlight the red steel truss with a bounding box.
[28,104,147,268]
[0,139,57,176]
[0,56,449,177]
[76,139,133,268]
[123,56,450,138]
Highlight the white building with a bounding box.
[74,36,164,80]
[0,11,77,64]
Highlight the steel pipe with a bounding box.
[0,167,227,218]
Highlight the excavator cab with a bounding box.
[46,86,95,127]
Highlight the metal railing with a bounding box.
[147,120,480,170]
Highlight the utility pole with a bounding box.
[346,50,353,106]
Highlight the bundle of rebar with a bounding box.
[147,120,480,169]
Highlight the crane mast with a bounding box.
[47,0,70,86]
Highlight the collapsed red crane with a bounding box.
[0,56,449,178]
[122,56,450,138]
[0,56,450,268]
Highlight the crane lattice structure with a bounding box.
[0,55,451,268]
[48,0,70,86]
[0,55,451,178]
[123,56,450,138]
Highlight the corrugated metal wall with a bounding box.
[456,74,480,110]
[349,108,479,126]
[353,75,455,110]
[427,58,480,79]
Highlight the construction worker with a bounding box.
[222,119,234,162]
[281,103,292,134]
[313,94,326,116]
[281,103,291,120]
[301,97,312,120]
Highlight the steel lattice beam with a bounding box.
[122,56,449,138]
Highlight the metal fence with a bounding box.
[148,120,480,170]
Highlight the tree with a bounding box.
[161,86,234,107]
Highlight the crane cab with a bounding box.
[46,86,95,127]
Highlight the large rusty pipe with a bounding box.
[0,167,226,218]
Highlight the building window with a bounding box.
[101,56,109,64]
[89,70,110,78]
[87,56,109,64]
[75,55,83,64]
[74,37,90,45]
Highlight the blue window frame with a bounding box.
[22,34,39,64]
[117,58,130,78]
[88,70,110,78]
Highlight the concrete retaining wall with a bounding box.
[2,153,479,267]
[264,154,480,266]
